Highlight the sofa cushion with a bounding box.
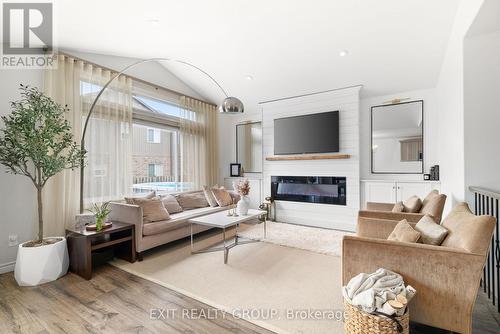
[388,219,421,243]
[441,203,496,254]
[130,197,170,223]
[403,195,422,213]
[159,194,183,214]
[203,185,219,207]
[175,191,209,209]
[419,191,446,223]
[142,206,229,236]
[124,191,156,204]
[211,187,233,206]
[414,215,448,245]
[392,201,404,213]
[143,219,187,236]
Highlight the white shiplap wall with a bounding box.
[262,86,361,231]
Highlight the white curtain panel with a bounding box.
[179,96,218,190]
[43,55,133,235]
[80,65,133,207]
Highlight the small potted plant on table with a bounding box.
[0,85,85,286]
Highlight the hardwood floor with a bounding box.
[1,264,499,333]
[0,265,272,334]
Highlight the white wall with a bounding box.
[360,88,439,181]
[435,0,484,211]
[464,30,500,204]
[0,52,205,272]
[0,70,43,273]
[261,86,361,231]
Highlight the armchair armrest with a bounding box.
[366,202,395,211]
[357,217,417,239]
[342,235,486,333]
[358,210,425,223]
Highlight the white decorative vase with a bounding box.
[14,237,69,286]
[237,195,250,215]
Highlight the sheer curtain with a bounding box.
[179,96,218,189]
[43,55,133,234]
[43,55,84,236]
[80,64,133,207]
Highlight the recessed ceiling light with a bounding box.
[245,75,253,81]
[339,49,349,57]
[148,19,160,25]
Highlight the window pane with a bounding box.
[134,95,181,118]
[132,123,191,194]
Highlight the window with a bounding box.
[146,128,161,143]
[148,164,164,177]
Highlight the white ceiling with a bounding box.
[56,0,460,112]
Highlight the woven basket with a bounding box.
[344,301,409,334]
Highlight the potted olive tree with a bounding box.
[0,85,85,286]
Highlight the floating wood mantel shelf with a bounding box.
[265,153,351,161]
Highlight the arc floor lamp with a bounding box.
[79,58,244,213]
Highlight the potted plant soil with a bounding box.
[0,85,85,286]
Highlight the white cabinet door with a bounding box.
[363,182,396,205]
[396,182,432,202]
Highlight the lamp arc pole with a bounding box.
[79,58,243,213]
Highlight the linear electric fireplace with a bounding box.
[271,176,346,206]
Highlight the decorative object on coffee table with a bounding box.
[0,85,85,286]
[236,179,251,215]
[66,221,136,280]
[87,201,112,232]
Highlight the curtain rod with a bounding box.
[58,51,217,107]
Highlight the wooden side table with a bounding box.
[66,221,136,280]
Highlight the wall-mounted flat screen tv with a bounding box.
[274,111,339,155]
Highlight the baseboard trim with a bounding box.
[0,261,15,274]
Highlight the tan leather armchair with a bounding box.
[342,203,496,334]
[361,190,447,223]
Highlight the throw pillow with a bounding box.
[420,191,447,223]
[388,219,421,243]
[403,195,422,213]
[130,197,170,223]
[392,201,404,213]
[414,215,448,245]
[159,194,183,214]
[175,191,209,210]
[202,185,219,207]
[211,187,233,207]
[124,191,156,204]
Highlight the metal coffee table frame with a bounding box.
[189,210,267,264]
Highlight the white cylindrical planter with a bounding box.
[14,237,69,286]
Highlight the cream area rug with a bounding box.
[112,222,351,334]
[239,221,354,256]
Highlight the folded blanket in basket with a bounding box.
[342,268,406,313]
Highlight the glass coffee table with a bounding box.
[189,209,267,264]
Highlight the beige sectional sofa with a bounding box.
[108,190,239,260]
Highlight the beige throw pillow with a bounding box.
[414,215,448,245]
[388,219,421,243]
[175,192,209,210]
[392,201,404,213]
[130,197,170,223]
[403,195,423,213]
[211,188,233,207]
[159,194,183,214]
[202,185,219,207]
[124,191,156,204]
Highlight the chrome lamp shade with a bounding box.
[219,96,244,114]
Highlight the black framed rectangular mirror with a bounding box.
[236,121,262,173]
[371,100,423,174]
